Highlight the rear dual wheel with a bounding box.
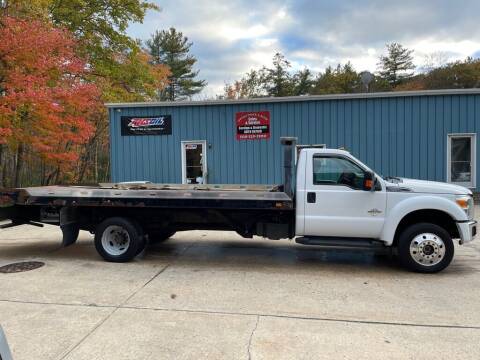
[94,217,145,262]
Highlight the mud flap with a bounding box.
[61,223,80,247]
[60,207,80,247]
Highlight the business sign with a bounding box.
[236,111,270,140]
[121,115,172,136]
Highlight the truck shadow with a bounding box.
[145,238,479,275]
[1,234,477,275]
[146,239,404,273]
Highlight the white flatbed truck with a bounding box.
[0,138,476,272]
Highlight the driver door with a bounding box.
[303,154,386,238]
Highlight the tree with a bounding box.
[312,62,360,94]
[395,57,480,91]
[223,70,266,99]
[263,53,293,97]
[45,1,170,183]
[224,53,303,99]
[0,16,101,186]
[146,27,206,101]
[423,57,480,89]
[1,0,171,185]
[75,47,170,183]
[292,68,314,95]
[0,0,50,18]
[3,1,160,84]
[43,0,170,102]
[378,43,415,87]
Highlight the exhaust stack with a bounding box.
[280,137,297,199]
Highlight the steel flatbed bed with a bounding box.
[0,182,295,244]
[1,183,292,210]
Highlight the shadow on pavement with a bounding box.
[1,234,478,275]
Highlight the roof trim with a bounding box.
[105,88,480,108]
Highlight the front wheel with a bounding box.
[94,217,144,262]
[397,223,454,273]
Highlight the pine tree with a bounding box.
[146,27,206,101]
[292,68,314,95]
[263,53,293,97]
[378,43,415,87]
[312,63,360,94]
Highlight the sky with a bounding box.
[127,0,480,98]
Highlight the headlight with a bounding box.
[456,196,474,219]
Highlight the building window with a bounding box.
[447,134,476,188]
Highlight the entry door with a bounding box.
[448,134,476,188]
[303,154,386,239]
[182,141,207,184]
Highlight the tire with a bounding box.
[94,217,144,262]
[149,229,176,244]
[397,222,454,273]
[61,224,80,247]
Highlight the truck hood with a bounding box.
[385,177,472,195]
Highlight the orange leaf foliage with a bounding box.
[0,16,101,173]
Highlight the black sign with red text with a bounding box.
[121,115,172,136]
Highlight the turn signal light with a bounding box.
[456,198,469,209]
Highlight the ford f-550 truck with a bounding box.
[0,138,476,273]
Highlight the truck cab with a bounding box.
[295,147,477,272]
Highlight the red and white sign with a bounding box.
[236,111,270,140]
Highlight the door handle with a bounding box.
[307,192,316,203]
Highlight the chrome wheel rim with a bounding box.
[410,233,446,266]
[101,225,130,256]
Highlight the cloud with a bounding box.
[127,0,480,96]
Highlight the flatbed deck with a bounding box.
[0,183,295,241]
[1,183,292,210]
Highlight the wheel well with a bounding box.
[393,209,459,246]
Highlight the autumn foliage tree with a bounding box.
[0,16,101,186]
[0,1,170,186]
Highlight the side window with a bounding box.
[313,156,366,190]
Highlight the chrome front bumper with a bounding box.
[457,220,477,244]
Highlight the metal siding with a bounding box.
[397,98,405,176]
[389,98,396,177]
[109,93,480,190]
[353,99,360,159]
[430,98,437,180]
[434,96,444,181]
[404,97,413,178]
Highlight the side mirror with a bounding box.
[363,171,376,191]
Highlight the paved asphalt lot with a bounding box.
[0,209,480,359]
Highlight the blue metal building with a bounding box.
[106,89,480,191]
